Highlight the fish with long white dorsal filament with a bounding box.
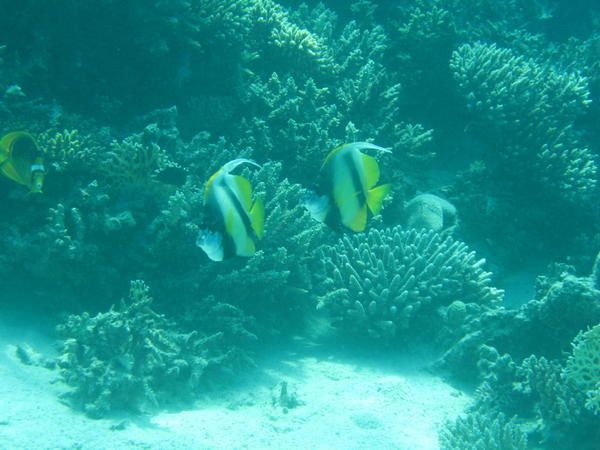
[304,142,391,232]
[196,158,265,261]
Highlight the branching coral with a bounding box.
[564,324,600,415]
[316,226,502,339]
[57,280,237,418]
[439,408,527,450]
[450,42,596,202]
[99,124,173,188]
[207,162,325,336]
[245,0,332,75]
[240,72,343,181]
[37,129,102,174]
[519,269,600,358]
[515,354,600,449]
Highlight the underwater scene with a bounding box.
[0,1,599,449]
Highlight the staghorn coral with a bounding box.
[515,354,600,449]
[435,263,600,388]
[390,0,457,87]
[99,124,176,189]
[564,323,600,415]
[519,267,600,359]
[240,72,343,181]
[316,226,502,340]
[57,280,239,418]
[246,0,332,75]
[439,408,527,450]
[37,129,102,174]
[450,42,596,202]
[475,346,527,416]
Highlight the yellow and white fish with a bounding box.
[0,131,45,194]
[196,159,265,262]
[305,142,391,232]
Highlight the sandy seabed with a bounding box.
[0,314,470,450]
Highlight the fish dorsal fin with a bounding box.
[222,158,261,174]
[343,203,368,232]
[321,144,346,171]
[204,168,221,201]
[361,153,381,190]
[346,141,392,154]
[205,158,261,201]
[366,183,391,215]
[249,197,265,239]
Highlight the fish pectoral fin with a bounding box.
[304,193,330,223]
[366,184,391,215]
[236,236,256,257]
[361,153,381,189]
[249,197,265,239]
[196,229,225,262]
[343,203,368,232]
[231,175,253,210]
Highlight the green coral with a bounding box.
[316,226,502,339]
[564,324,600,415]
[515,354,600,449]
[450,42,596,202]
[57,280,237,418]
[206,162,325,336]
[439,408,527,450]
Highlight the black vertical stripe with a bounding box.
[218,176,254,237]
[341,149,366,204]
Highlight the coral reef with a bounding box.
[316,226,502,340]
[0,1,599,441]
[439,408,527,450]
[436,264,600,383]
[450,42,596,202]
[205,162,325,336]
[56,281,242,418]
[564,324,600,415]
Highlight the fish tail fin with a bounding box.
[250,197,265,239]
[366,184,391,215]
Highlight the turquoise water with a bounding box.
[0,1,599,449]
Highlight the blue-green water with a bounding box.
[0,1,599,449]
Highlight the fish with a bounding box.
[196,158,265,261]
[0,131,45,194]
[305,141,391,232]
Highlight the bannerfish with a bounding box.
[196,158,265,262]
[0,131,45,194]
[305,141,391,232]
